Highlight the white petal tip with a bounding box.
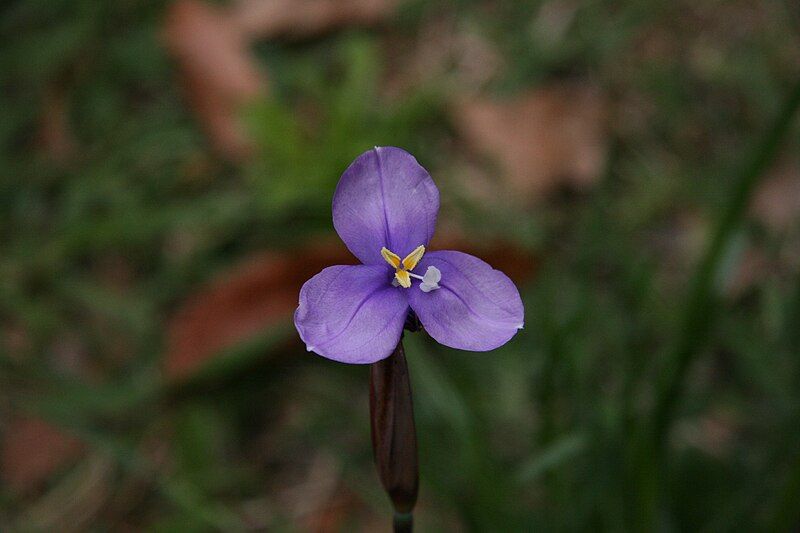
[306,345,315,352]
[516,324,524,330]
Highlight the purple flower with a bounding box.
[294,147,524,364]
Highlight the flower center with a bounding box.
[380,245,440,291]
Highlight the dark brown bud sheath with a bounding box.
[370,338,419,533]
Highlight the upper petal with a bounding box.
[294,264,410,364]
[407,251,524,351]
[333,147,440,265]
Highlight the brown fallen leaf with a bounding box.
[3,321,30,360]
[37,86,76,163]
[751,160,800,232]
[164,237,536,381]
[719,160,800,298]
[164,240,355,381]
[162,0,400,161]
[722,245,769,299]
[230,0,400,40]
[163,0,267,160]
[383,16,504,101]
[300,485,369,533]
[453,83,608,202]
[1,417,85,494]
[674,409,739,459]
[430,230,538,284]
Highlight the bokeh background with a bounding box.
[2,0,800,530]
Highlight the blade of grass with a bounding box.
[516,433,587,483]
[637,79,800,529]
[652,78,800,444]
[767,450,800,532]
[22,412,247,531]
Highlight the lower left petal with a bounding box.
[294,264,409,364]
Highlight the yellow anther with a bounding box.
[394,270,411,288]
[381,247,401,269]
[402,245,425,271]
[381,244,426,288]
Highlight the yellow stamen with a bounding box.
[381,247,401,269]
[402,245,425,271]
[394,269,411,288]
[382,245,426,289]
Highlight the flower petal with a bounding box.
[408,251,524,351]
[333,147,439,265]
[294,265,410,364]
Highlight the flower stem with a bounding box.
[369,339,419,532]
[393,512,414,533]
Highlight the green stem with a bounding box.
[653,79,800,443]
[393,512,414,533]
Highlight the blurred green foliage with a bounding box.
[2,0,800,531]
[246,34,445,213]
